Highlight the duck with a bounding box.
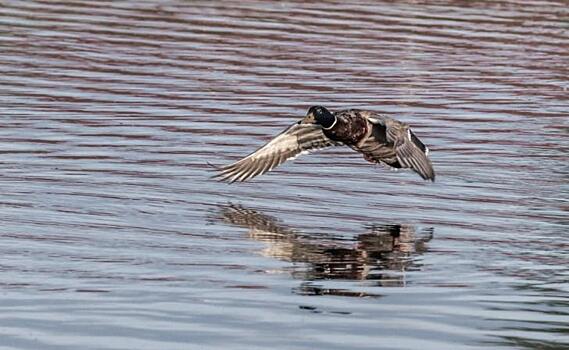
[214,106,435,183]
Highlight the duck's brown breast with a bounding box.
[324,110,369,145]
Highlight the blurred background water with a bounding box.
[0,0,567,349]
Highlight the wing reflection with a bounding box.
[218,204,433,295]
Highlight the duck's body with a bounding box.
[215,106,435,183]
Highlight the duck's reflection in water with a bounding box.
[218,204,433,296]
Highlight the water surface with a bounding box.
[0,1,568,349]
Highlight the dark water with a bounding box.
[0,1,568,349]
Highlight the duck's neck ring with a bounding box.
[321,115,337,130]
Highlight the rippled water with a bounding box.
[0,1,568,349]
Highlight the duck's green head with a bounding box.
[304,106,336,129]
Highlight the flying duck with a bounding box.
[214,106,435,182]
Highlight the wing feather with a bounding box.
[359,117,435,181]
[392,129,435,181]
[214,122,341,183]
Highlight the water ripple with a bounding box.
[0,0,568,349]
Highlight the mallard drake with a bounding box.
[214,106,435,182]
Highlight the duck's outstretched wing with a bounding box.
[392,127,435,181]
[357,116,435,181]
[214,122,341,183]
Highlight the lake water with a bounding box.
[0,1,567,349]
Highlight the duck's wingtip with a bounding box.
[209,173,225,182]
[207,162,233,183]
[206,161,221,171]
[209,169,246,184]
[418,170,435,182]
[208,163,229,182]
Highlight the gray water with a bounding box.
[0,1,568,349]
